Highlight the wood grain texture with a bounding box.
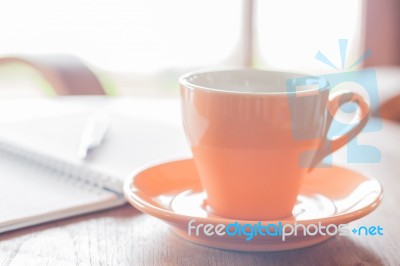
[0,199,398,266]
[0,98,399,266]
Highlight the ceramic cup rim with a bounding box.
[179,68,330,96]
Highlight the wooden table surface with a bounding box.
[0,97,399,266]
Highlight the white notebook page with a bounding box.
[0,147,123,232]
[0,97,191,233]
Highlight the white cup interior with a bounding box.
[180,69,328,94]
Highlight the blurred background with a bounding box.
[0,0,398,99]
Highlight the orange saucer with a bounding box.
[123,159,382,251]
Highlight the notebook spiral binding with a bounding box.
[0,139,123,196]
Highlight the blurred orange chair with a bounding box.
[0,54,105,95]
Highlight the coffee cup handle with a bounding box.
[310,91,370,169]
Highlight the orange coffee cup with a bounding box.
[180,69,369,220]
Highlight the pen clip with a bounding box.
[78,111,111,160]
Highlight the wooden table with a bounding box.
[0,97,399,266]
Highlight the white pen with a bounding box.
[78,111,111,160]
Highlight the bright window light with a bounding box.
[254,0,363,73]
[0,0,243,73]
[0,0,364,96]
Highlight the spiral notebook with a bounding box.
[0,99,190,233]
